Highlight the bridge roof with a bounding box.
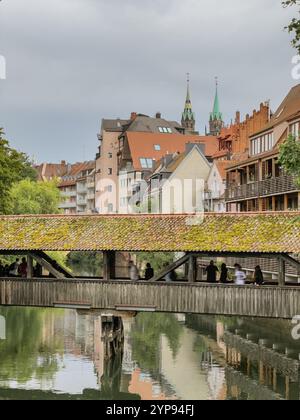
[0,213,299,254]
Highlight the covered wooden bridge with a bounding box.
[0,212,299,319]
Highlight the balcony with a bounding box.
[60,191,76,198]
[59,201,77,209]
[225,175,298,202]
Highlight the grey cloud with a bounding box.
[0,0,297,161]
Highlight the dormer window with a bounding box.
[140,158,153,169]
[158,127,172,134]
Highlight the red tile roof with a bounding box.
[126,132,218,170]
[0,213,299,253]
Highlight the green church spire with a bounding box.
[209,77,224,136]
[211,77,222,120]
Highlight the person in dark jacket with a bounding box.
[145,263,154,281]
[220,263,229,283]
[205,261,219,283]
[254,265,264,286]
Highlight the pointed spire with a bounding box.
[182,73,195,132]
[208,77,224,136]
[212,77,222,120]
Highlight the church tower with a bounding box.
[209,78,224,136]
[181,74,196,134]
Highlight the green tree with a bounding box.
[279,134,300,186]
[9,179,61,215]
[283,0,300,53]
[0,128,37,214]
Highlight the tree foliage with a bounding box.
[0,128,37,214]
[283,0,300,53]
[278,134,300,186]
[9,179,61,215]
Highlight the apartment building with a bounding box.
[225,84,300,212]
[95,112,198,214]
[58,161,96,214]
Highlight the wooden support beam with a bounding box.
[34,251,73,278]
[151,253,194,282]
[280,254,300,273]
[27,254,33,279]
[278,256,286,287]
[188,255,197,283]
[103,251,116,281]
[29,253,64,279]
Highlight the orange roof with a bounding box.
[214,160,239,180]
[126,132,218,170]
[212,150,228,159]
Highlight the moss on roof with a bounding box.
[0,213,299,253]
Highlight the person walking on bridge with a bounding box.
[220,263,229,283]
[145,263,154,281]
[205,261,219,283]
[129,261,139,281]
[254,265,264,286]
[234,264,246,286]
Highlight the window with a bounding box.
[154,145,161,151]
[108,152,113,159]
[140,158,153,169]
[107,203,114,213]
[106,185,113,193]
[291,122,300,138]
[158,127,172,134]
[250,132,274,156]
[108,168,112,175]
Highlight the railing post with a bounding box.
[27,254,34,279]
[278,256,286,287]
[188,255,197,283]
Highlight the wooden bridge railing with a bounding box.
[0,278,300,319]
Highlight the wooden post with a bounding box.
[103,251,116,281]
[188,255,197,283]
[27,254,34,279]
[278,257,286,287]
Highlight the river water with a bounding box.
[0,307,299,400]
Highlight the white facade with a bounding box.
[206,162,227,213]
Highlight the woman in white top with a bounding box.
[129,261,139,281]
[234,264,246,285]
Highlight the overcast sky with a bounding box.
[0,0,298,163]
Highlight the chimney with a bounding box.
[156,112,162,119]
[130,112,137,121]
[235,111,240,125]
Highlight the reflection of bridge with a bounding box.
[0,213,300,319]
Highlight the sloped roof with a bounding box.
[0,213,299,253]
[125,115,183,134]
[127,132,218,170]
[214,160,239,180]
[251,84,300,137]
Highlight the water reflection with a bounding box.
[0,307,299,400]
